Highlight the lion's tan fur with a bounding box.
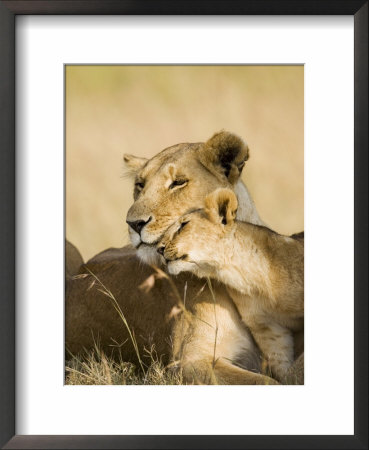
[159,188,304,382]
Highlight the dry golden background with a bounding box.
[66,65,304,262]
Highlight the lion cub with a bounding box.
[157,188,304,382]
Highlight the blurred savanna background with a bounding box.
[66,65,304,263]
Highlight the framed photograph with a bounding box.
[0,1,367,449]
[64,63,305,389]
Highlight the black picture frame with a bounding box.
[0,1,367,449]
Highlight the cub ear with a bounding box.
[123,154,148,171]
[200,131,249,183]
[204,188,238,226]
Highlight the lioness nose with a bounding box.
[157,246,165,256]
[126,217,152,235]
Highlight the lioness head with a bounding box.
[157,188,238,276]
[124,131,260,264]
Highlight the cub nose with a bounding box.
[157,245,165,256]
[126,216,152,235]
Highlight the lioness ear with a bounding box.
[204,188,238,226]
[200,131,249,183]
[123,154,148,171]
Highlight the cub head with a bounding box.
[124,131,251,265]
[156,188,238,276]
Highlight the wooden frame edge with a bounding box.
[0,1,367,448]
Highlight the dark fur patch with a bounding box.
[202,131,249,181]
[219,199,229,224]
[219,146,240,173]
[290,231,304,240]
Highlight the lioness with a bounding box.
[66,131,300,384]
[157,188,304,382]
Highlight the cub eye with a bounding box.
[169,179,188,190]
[178,221,189,233]
[135,182,144,191]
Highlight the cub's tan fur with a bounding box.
[158,189,304,382]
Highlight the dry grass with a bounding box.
[65,346,185,386]
[66,65,304,262]
[65,348,302,385]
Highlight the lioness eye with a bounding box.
[135,182,144,190]
[178,221,189,233]
[169,179,188,190]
